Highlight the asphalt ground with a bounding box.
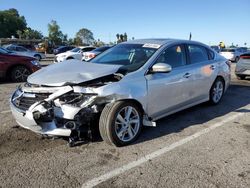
[0,62,249,188]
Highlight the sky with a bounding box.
[0,0,249,46]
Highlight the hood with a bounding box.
[27,60,122,86]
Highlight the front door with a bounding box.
[145,44,193,119]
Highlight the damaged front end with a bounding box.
[10,78,119,145]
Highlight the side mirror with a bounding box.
[150,63,172,73]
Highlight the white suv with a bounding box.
[220,48,247,62]
[54,46,95,63]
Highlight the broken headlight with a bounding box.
[58,92,97,107]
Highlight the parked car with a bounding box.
[54,46,96,63]
[235,52,250,80]
[10,39,230,147]
[219,48,244,62]
[82,46,111,61]
[53,46,75,55]
[0,47,41,82]
[3,44,46,61]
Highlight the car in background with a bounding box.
[53,46,75,55]
[10,39,230,147]
[0,47,41,82]
[54,46,96,63]
[82,46,111,61]
[3,44,46,61]
[235,52,250,80]
[219,48,245,62]
[210,45,220,53]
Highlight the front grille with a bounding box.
[14,93,50,111]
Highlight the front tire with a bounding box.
[209,78,224,105]
[99,101,142,146]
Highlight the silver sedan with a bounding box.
[10,39,230,147]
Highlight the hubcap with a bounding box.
[14,68,30,82]
[212,81,223,103]
[115,106,140,142]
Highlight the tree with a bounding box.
[75,28,94,45]
[93,39,105,47]
[0,8,27,38]
[48,20,64,46]
[20,27,43,39]
[116,33,128,43]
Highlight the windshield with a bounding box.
[70,47,80,52]
[0,47,11,54]
[91,43,158,73]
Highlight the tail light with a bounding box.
[240,55,250,59]
[88,53,96,59]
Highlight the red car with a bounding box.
[0,47,41,82]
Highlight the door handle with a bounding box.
[210,65,215,70]
[183,73,191,78]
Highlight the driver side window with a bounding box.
[156,45,186,68]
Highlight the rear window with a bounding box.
[207,49,215,60]
[221,49,235,52]
[188,45,209,64]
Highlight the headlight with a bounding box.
[12,88,23,101]
[58,92,97,107]
[31,60,41,67]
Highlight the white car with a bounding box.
[219,48,247,62]
[54,46,95,63]
[3,44,46,61]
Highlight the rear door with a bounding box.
[185,44,217,102]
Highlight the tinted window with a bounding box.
[81,47,96,52]
[207,49,215,59]
[188,45,209,64]
[221,48,235,52]
[156,45,186,68]
[70,47,80,52]
[0,47,9,54]
[6,46,15,51]
[16,47,27,52]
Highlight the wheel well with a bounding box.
[117,99,144,114]
[6,65,31,79]
[34,54,41,57]
[213,76,226,92]
[66,56,74,60]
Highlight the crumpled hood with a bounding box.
[27,60,122,86]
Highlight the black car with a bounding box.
[53,46,75,55]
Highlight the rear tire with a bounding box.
[209,77,224,105]
[10,66,31,82]
[99,101,142,147]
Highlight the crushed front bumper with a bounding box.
[10,100,71,136]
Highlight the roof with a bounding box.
[124,38,207,47]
